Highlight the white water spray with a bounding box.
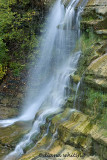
[73,81,81,108]
[0,0,64,127]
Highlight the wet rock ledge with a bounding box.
[19,109,107,160]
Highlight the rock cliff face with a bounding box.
[0,122,31,159]
[19,109,107,160]
[80,0,107,90]
[84,53,107,89]
[71,0,107,125]
[81,0,107,33]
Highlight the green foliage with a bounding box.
[10,62,25,76]
[99,108,107,130]
[86,88,107,129]
[76,31,101,76]
[80,31,97,52]
[81,9,102,22]
[0,64,7,80]
[0,0,46,78]
[0,38,9,64]
[86,89,106,112]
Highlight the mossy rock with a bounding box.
[96,29,107,36]
[86,0,107,15]
[17,110,107,160]
[71,75,81,83]
[0,122,31,159]
[64,96,75,108]
[81,0,107,31]
[84,53,107,90]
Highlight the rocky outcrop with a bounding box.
[81,0,107,32]
[19,109,107,160]
[74,0,107,90]
[84,53,107,90]
[86,0,107,15]
[0,122,31,159]
[64,1,107,159]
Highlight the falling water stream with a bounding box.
[0,0,88,159]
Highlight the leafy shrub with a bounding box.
[86,88,107,129]
[76,31,101,76]
[86,89,106,114]
[10,62,25,76]
[0,38,9,64]
[0,64,7,80]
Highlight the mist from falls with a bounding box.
[0,0,88,159]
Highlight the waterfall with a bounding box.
[0,0,88,159]
[73,81,81,108]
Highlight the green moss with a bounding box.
[83,87,107,129]
[98,108,107,131]
[72,75,81,83]
[83,122,93,134]
[86,88,106,110]
[75,31,101,76]
[81,9,99,22]
[0,123,29,146]
[102,35,107,39]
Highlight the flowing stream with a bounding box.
[0,0,88,159]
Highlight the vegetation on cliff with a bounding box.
[0,0,54,79]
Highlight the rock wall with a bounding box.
[81,0,107,33]
[19,109,107,160]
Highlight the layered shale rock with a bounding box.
[0,122,31,159]
[81,0,107,32]
[84,53,107,90]
[19,109,107,160]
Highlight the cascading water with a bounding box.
[0,0,88,159]
[73,81,81,108]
